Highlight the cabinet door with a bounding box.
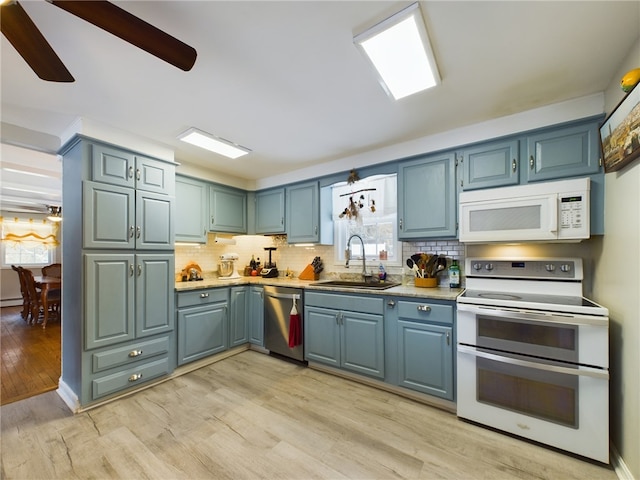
[91,144,135,189]
[135,190,174,250]
[135,156,174,195]
[85,254,135,350]
[255,188,285,234]
[525,121,601,182]
[462,139,519,190]
[398,152,457,239]
[397,321,453,400]
[177,301,228,365]
[341,311,384,379]
[83,181,135,249]
[135,254,174,338]
[249,286,264,346]
[304,306,340,367]
[175,176,208,242]
[229,286,249,347]
[209,185,247,233]
[286,181,319,243]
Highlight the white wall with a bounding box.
[594,37,640,479]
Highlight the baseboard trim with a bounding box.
[611,443,635,480]
[56,378,81,413]
[1,299,22,308]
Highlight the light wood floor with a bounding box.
[1,350,616,480]
[1,306,61,405]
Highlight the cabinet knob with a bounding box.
[129,264,134,276]
[529,155,535,169]
[136,226,141,238]
[128,373,143,382]
[128,350,143,357]
[137,264,142,276]
[128,166,134,178]
[387,300,396,308]
[446,332,450,346]
[399,218,403,230]
[200,292,209,298]
[417,305,431,312]
[512,159,517,172]
[136,168,141,181]
[129,225,135,238]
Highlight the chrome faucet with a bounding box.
[346,234,370,282]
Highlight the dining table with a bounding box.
[34,275,61,328]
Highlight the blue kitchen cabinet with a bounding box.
[209,184,247,233]
[91,143,175,195]
[305,292,385,379]
[175,175,208,243]
[255,188,285,234]
[60,136,177,407]
[398,151,457,239]
[177,288,229,365]
[286,181,320,243]
[248,286,264,346]
[230,286,249,347]
[386,297,454,401]
[524,118,602,182]
[461,138,520,190]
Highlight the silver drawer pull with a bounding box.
[128,373,143,382]
[128,350,143,357]
[200,293,209,298]
[417,305,431,312]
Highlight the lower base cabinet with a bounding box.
[389,298,454,401]
[248,286,264,346]
[177,288,228,365]
[305,292,384,379]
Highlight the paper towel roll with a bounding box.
[214,235,236,245]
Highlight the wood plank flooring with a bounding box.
[1,350,616,479]
[1,306,60,405]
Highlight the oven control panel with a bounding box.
[466,258,582,280]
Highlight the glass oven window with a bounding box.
[477,357,578,428]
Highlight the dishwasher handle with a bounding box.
[265,291,301,300]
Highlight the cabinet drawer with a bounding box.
[91,357,170,401]
[305,292,383,315]
[177,288,227,308]
[91,336,170,374]
[397,301,453,325]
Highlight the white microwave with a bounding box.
[459,177,590,243]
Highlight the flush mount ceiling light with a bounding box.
[47,205,62,222]
[354,2,440,100]
[178,128,251,159]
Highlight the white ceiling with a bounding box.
[1,1,639,213]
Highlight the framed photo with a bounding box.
[600,81,640,173]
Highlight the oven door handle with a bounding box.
[457,344,609,380]
[457,303,608,327]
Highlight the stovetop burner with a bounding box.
[478,293,522,301]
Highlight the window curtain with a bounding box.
[0,216,60,247]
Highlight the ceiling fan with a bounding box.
[0,0,197,82]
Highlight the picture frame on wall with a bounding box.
[600,82,640,173]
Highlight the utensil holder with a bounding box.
[415,277,438,288]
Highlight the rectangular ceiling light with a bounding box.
[178,128,251,159]
[354,2,440,100]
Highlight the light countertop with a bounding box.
[175,276,463,301]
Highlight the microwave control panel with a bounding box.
[558,192,588,237]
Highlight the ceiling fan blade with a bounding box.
[48,1,197,71]
[0,2,74,82]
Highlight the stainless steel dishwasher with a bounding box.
[264,285,304,362]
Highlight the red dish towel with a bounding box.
[288,296,302,348]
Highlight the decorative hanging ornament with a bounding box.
[347,169,360,185]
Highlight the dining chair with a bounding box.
[42,263,61,278]
[21,267,61,325]
[11,265,31,322]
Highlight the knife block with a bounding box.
[298,264,319,280]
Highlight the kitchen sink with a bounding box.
[310,280,401,290]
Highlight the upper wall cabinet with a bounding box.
[461,138,520,191]
[523,119,602,182]
[255,188,285,234]
[92,144,174,195]
[286,181,332,244]
[398,152,457,239]
[175,176,208,243]
[209,185,247,234]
